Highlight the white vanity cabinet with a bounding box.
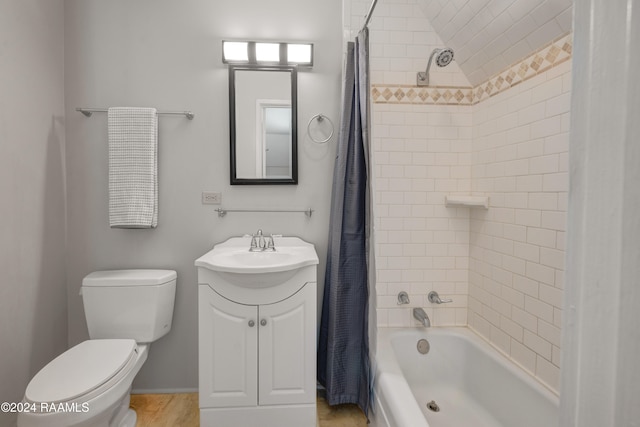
[196,236,319,427]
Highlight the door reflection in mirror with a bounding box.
[261,104,292,178]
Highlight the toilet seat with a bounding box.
[25,339,137,405]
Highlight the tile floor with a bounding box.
[130,393,367,427]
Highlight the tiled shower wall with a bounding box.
[373,104,472,327]
[347,0,474,327]
[468,59,571,391]
[346,0,569,393]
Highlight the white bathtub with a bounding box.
[370,328,559,427]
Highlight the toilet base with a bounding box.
[110,391,137,427]
[119,409,137,427]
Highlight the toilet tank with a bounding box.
[82,269,177,343]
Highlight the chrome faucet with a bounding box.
[413,308,431,327]
[249,229,276,252]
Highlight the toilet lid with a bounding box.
[25,339,137,403]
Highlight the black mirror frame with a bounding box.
[229,65,298,185]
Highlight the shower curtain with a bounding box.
[318,28,372,416]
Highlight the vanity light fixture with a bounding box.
[222,40,313,67]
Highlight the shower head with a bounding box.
[417,47,455,86]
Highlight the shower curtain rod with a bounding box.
[361,0,379,32]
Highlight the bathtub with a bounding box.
[370,328,559,427]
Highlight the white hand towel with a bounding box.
[108,107,158,228]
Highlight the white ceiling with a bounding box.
[417,0,573,86]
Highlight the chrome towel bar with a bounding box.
[76,107,194,120]
[215,208,313,218]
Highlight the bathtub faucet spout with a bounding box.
[413,308,431,327]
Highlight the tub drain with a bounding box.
[426,400,440,412]
[417,339,430,354]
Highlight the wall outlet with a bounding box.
[202,191,222,205]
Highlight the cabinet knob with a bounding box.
[260,319,267,326]
[248,320,255,327]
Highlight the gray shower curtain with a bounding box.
[318,28,372,416]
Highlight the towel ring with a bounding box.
[307,114,334,144]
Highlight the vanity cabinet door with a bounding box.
[199,285,258,408]
[258,283,316,405]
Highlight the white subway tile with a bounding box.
[512,306,538,332]
[377,309,389,327]
[527,227,557,248]
[510,339,537,373]
[531,76,564,104]
[525,295,554,323]
[518,102,546,126]
[470,312,492,341]
[492,295,512,318]
[502,254,527,276]
[540,247,565,270]
[379,244,404,258]
[544,132,569,154]
[524,330,552,360]
[404,165,428,178]
[525,261,556,286]
[403,244,426,257]
[503,224,528,242]
[505,124,531,145]
[513,274,540,298]
[515,209,542,227]
[546,92,571,117]
[380,218,405,231]
[531,115,562,139]
[529,154,559,174]
[380,165,405,178]
[434,307,458,326]
[536,355,560,390]
[504,159,530,177]
[379,191,404,205]
[500,315,524,341]
[539,283,564,308]
[542,172,568,192]
[389,308,411,327]
[494,177,517,192]
[517,174,543,192]
[377,269,403,283]
[552,345,562,367]
[538,319,562,347]
[490,326,512,355]
[389,152,413,164]
[528,192,558,210]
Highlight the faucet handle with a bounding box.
[265,235,276,251]
[249,234,259,251]
[428,291,453,304]
[397,291,410,305]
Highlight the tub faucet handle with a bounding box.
[397,291,410,305]
[428,291,452,304]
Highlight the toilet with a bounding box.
[18,269,177,427]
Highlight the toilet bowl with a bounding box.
[18,270,176,427]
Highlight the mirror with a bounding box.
[229,66,298,185]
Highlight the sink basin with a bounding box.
[195,236,319,276]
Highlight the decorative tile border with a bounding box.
[371,85,475,105]
[372,32,572,106]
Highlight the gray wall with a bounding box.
[0,1,67,425]
[64,0,342,391]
